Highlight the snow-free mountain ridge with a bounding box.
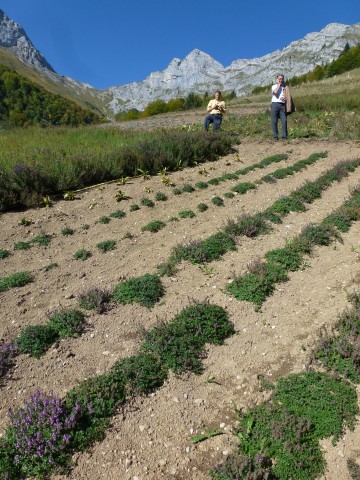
[0,9,360,115]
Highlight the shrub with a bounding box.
[78,288,112,313]
[207,178,220,186]
[17,325,59,358]
[81,224,90,230]
[0,271,32,292]
[224,191,235,198]
[141,303,234,374]
[195,181,208,189]
[231,182,256,194]
[198,203,209,212]
[140,197,155,208]
[129,203,140,211]
[109,209,126,219]
[173,188,183,195]
[97,216,110,224]
[31,234,51,247]
[14,241,31,250]
[182,183,195,193]
[48,309,86,338]
[266,197,306,217]
[211,196,225,207]
[112,274,164,308]
[273,372,358,443]
[61,226,74,236]
[141,220,166,233]
[156,261,178,277]
[155,192,167,201]
[0,248,11,259]
[265,248,303,271]
[112,354,168,394]
[313,293,360,382]
[178,210,196,218]
[300,224,333,246]
[44,262,59,271]
[3,390,80,479]
[73,248,91,261]
[171,232,236,264]
[227,263,287,306]
[96,240,116,253]
[224,213,270,238]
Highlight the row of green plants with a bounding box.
[0,302,234,479]
[211,290,360,480]
[0,128,237,211]
[140,152,327,233]
[0,65,103,127]
[0,273,166,381]
[162,153,356,273]
[227,177,360,309]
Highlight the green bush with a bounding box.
[231,182,256,194]
[178,210,196,219]
[211,196,225,207]
[48,309,86,338]
[129,203,140,211]
[14,241,31,250]
[198,203,209,212]
[0,271,32,292]
[155,192,167,201]
[112,354,168,394]
[109,210,126,219]
[140,197,155,208]
[182,183,195,193]
[0,248,11,259]
[17,325,59,358]
[141,220,166,233]
[97,216,110,224]
[141,303,234,373]
[73,248,91,261]
[96,240,116,253]
[61,226,75,236]
[112,274,164,308]
[195,181,208,189]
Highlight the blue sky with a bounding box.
[1,0,359,90]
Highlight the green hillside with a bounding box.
[0,47,110,118]
[0,64,104,127]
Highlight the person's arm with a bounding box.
[207,100,214,112]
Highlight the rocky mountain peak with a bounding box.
[0,9,54,72]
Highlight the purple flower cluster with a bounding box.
[8,389,80,471]
[0,342,18,379]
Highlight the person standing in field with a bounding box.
[204,91,226,132]
[271,73,287,140]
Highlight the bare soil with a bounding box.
[1,119,360,480]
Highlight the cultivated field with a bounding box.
[1,125,360,478]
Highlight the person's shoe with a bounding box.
[282,137,287,140]
[274,137,279,141]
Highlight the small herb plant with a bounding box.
[141,220,166,233]
[61,226,74,236]
[211,196,225,207]
[178,210,196,219]
[48,309,86,338]
[129,203,140,211]
[110,210,126,219]
[0,271,32,292]
[155,192,167,201]
[96,240,116,253]
[97,216,110,224]
[78,288,112,313]
[198,203,208,212]
[73,249,91,261]
[0,248,11,259]
[140,197,155,208]
[16,325,59,358]
[112,274,164,308]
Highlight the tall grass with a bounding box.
[0,127,237,211]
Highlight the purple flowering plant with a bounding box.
[5,389,81,478]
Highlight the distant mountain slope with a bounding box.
[1,8,360,116]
